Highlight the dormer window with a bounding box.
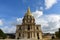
[28,16,30,19]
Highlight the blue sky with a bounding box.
[0,0,44,18]
[0,0,60,33]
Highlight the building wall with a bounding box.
[16,25,42,39]
[0,39,41,40]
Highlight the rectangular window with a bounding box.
[19,26,21,30]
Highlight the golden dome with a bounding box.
[25,7,33,16]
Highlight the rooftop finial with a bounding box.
[25,7,33,16]
[27,7,31,13]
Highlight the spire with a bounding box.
[25,7,33,16]
[27,7,31,13]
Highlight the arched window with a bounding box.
[25,20,26,23]
[19,27,21,30]
[27,25,30,30]
[28,16,30,19]
[19,33,21,37]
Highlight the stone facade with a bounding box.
[16,8,43,40]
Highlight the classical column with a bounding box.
[30,32,32,38]
[15,33,18,39]
[32,32,34,38]
[39,32,42,40]
[15,33,17,39]
[35,32,37,39]
[24,32,28,39]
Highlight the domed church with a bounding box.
[16,8,43,40]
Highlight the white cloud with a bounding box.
[0,18,23,33]
[16,18,23,24]
[46,15,60,29]
[45,0,57,9]
[46,15,60,22]
[0,19,3,26]
[32,10,43,18]
[33,13,60,33]
[1,26,16,33]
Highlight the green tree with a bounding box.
[0,29,7,39]
[55,28,60,38]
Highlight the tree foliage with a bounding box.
[55,28,60,38]
[0,29,7,39]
